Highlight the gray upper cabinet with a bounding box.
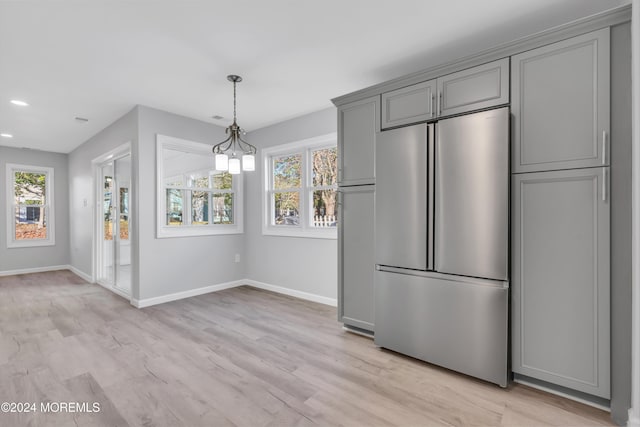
[512,167,610,398]
[512,28,610,173]
[437,58,509,117]
[338,96,378,185]
[381,79,436,129]
[338,185,375,332]
[380,58,509,130]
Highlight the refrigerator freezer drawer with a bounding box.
[375,270,508,387]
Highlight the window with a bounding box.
[262,133,337,239]
[157,135,243,238]
[6,164,55,248]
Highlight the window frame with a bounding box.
[262,133,337,239]
[156,134,243,238]
[6,163,56,248]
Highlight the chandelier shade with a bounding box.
[212,75,257,174]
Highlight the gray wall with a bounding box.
[68,107,138,287]
[136,106,244,300]
[244,107,338,300]
[0,146,69,272]
[610,21,632,425]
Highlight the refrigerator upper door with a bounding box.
[375,123,431,270]
[435,107,509,280]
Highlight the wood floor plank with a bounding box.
[0,271,615,427]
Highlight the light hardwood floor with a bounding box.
[0,271,613,427]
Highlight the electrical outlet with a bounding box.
[83,198,88,208]
[235,254,240,263]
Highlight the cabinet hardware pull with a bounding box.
[439,92,443,115]
[602,130,607,165]
[431,93,435,117]
[602,169,607,202]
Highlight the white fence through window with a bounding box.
[313,215,336,228]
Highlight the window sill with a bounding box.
[7,239,56,249]
[262,227,337,240]
[157,226,243,239]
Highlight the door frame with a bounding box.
[91,142,132,300]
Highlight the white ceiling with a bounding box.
[0,0,630,153]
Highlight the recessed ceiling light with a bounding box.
[212,115,224,120]
[1,133,14,138]
[75,117,89,122]
[10,100,29,107]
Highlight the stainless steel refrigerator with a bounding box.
[374,107,509,387]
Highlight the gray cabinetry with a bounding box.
[512,167,610,398]
[338,185,375,332]
[381,80,436,129]
[337,96,378,333]
[511,28,610,173]
[380,58,509,130]
[338,96,378,185]
[437,58,509,117]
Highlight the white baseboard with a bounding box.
[2,266,338,310]
[0,264,71,277]
[132,279,336,308]
[629,409,640,427]
[131,280,244,308]
[243,279,337,307]
[68,266,93,283]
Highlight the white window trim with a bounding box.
[261,133,337,239]
[156,134,243,238]
[6,163,56,248]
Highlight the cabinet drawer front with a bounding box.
[437,58,509,117]
[511,168,610,398]
[338,96,378,185]
[381,80,436,129]
[512,28,610,173]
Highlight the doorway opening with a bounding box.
[94,147,132,298]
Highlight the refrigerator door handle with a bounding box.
[602,130,607,165]
[427,123,435,271]
[602,168,608,202]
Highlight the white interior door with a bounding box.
[97,153,131,295]
[114,155,131,294]
[99,162,115,287]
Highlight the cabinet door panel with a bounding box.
[381,80,436,129]
[437,58,509,117]
[512,29,610,172]
[512,167,610,398]
[338,97,378,186]
[338,185,375,331]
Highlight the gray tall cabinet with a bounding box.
[337,96,378,333]
[511,28,611,399]
[334,7,629,415]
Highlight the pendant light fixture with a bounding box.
[212,75,257,174]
